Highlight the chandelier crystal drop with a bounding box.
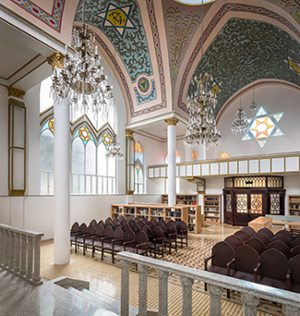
[249,99,259,112]
[184,73,221,149]
[105,134,124,159]
[231,106,249,135]
[50,0,113,121]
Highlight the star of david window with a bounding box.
[242,106,284,148]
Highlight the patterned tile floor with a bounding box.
[40,224,283,316]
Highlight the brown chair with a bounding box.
[70,222,80,235]
[80,224,95,255]
[135,217,140,222]
[255,231,271,246]
[141,225,151,238]
[266,240,290,259]
[291,244,300,258]
[148,226,164,258]
[71,223,87,253]
[160,219,167,226]
[120,219,127,226]
[234,230,251,243]
[204,241,234,294]
[288,254,300,293]
[101,227,124,262]
[274,230,294,241]
[141,218,149,224]
[84,224,103,255]
[119,215,125,221]
[89,219,97,227]
[292,236,300,248]
[105,217,113,224]
[93,226,113,258]
[224,235,243,251]
[241,226,256,237]
[245,237,265,255]
[177,221,188,248]
[124,230,148,256]
[129,220,140,234]
[272,234,292,248]
[113,218,119,225]
[164,222,177,254]
[126,216,134,222]
[137,220,145,228]
[257,228,274,239]
[156,221,166,231]
[113,223,122,230]
[148,221,155,230]
[255,248,289,290]
[122,223,130,231]
[105,221,114,229]
[98,220,104,226]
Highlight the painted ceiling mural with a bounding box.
[268,0,300,24]
[74,0,153,83]
[186,18,300,117]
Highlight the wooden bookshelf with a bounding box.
[204,195,221,224]
[288,195,300,232]
[188,205,203,234]
[161,194,198,206]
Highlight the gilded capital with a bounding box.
[164,117,179,126]
[125,129,134,136]
[46,51,64,70]
[7,87,26,99]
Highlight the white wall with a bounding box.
[0,86,8,196]
[208,84,300,159]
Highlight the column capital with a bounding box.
[7,87,26,100]
[46,51,64,70]
[164,117,179,126]
[125,129,134,136]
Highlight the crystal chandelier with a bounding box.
[231,92,249,134]
[50,0,113,121]
[105,134,124,159]
[249,79,258,112]
[184,73,221,148]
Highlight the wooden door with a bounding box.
[223,191,234,225]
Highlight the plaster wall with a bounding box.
[0,86,8,196]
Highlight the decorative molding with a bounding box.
[10,0,66,32]
[46,51,64,70]
[164,117,179,126]
[134,79,157,105]
[125,129,134,136]
[7,87,26,99]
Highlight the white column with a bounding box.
[165,118,178,206]
[198,144,206,160]
[54,98,70,265]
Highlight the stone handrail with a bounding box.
[0,224,44,285]
[117,251,300,316]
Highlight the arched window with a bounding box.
[134,142,144,194]
[40,119,54,194]
[165,150,180,164]
[191,151,196,161]
[40,77,53,113]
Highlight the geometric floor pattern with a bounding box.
[40,229,283,316]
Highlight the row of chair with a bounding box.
[205,226,300,296]
[70,216,189,263]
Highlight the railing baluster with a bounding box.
[138,264,148,316]
[181,276,194,316]
[209,285,223,316]
[3,230,8,267]
[26,235,33,279]
[157,270,169,316]
[14,232,20,272]
[20,234,27,276]
[120,259,130,316]
[241,293,259,316]
[9,231,15,270]
[33,235,42,283]
[283,305,300,316]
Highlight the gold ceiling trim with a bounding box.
[46,51,64,70]
[7,87,26,99]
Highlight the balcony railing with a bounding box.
[117,251,300,316]
[0,224,44,285]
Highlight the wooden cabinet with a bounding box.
[161,194,198,205]
[288,195,300,216]
[204,195,221,224]
[188,205,202,233]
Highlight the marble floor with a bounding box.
[38,224,283,316]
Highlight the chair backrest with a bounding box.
[113,218,119,225]
[234,245,259,273]
[126,216,133,222]
[141,217,149,224]
[156,221,166,231]
[224,235,243,250]
[113,227,124,239]
[141,225,151,237]
[95,225,104,237]
[105,221,114,229]
[291,244,300,258]
[212,241,234,268]
[257,228,274,239]
[71,222,79,231]
[150,218,157,224]
[151,226,164,239]
[292,236,300,248]
[272,234,292,248]
[86,223,95,235]
[135,230,149,245]
[89,219,97,227]
[98,220,104,226]
[135,217,140,222]
[242,226,256,237]
[122,223,130,231]
[245,237,265,255]
[105,217,113,224]
[103,225,114,238]
[137,220,145,228]
[148,221,154,230]
[255,231,270,246]
[79,223,87,232]
[165,222,177,235]
[289,254,300,284]
[113,223,121,230]
[160,219,167,225]
[120,219,127,227]
[234,230,251,243]
[119,215,125,221]
[266,240,290,259]
[123,228,135,242]
[177,221,188,234]
[274,230,294,241]
[259,248,288,280]
[130,221,140,234]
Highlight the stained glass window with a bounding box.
[218,152,230,159]
[165,150,180,164]
[191,151,196,161]
[134,142,144,194]
[242,106,284,148]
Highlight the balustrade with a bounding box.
[0,224,43,285]
[117,251,300,316]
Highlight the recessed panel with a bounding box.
[161,167,166,177]
[272,158,284,172]
[176,166,179,177]
[211,163,219,175]
[193,164,201,176]
[180,165,186,177]
[220,162,228,175]
[229,161,237,174]
[249,160,259,173]
[260,159,270,173]
[286,157,299,172]
[202,164,209,176]
[238,161,248,174]
[148,168,154,178]
[154,168,160,178]
[187,165,193,176]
